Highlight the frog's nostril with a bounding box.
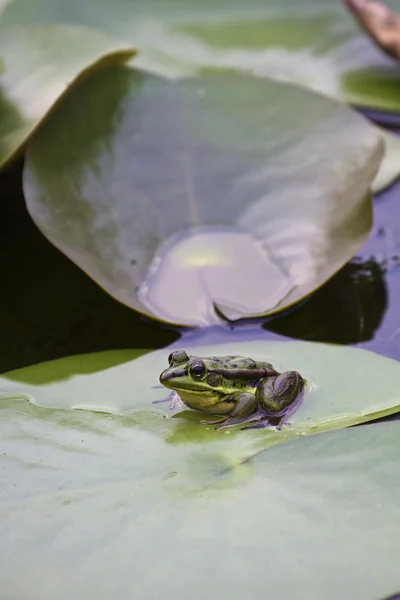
[163,368,185,381]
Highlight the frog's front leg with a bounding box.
[200,392,258,430]
[153,390,183,410]
[242,371,304,431]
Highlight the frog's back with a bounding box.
[196,355,274,376]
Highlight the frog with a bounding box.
[158,350,305,430]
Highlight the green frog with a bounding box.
[158,350,305,430]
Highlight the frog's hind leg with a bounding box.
[256,372,304,415]
[246,371,304,430]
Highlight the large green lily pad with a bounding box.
[0,23,135,167]
[23,66,383,326]
[1,0,398,190]
[1,360,400,599]
[2,339,400,441]
[2,0,400,111]
[0,0,11,17]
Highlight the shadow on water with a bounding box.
[262,174,400,362]
[263,258,387,347]
[0,159,180,374]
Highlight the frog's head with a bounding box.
[159,350,239,413]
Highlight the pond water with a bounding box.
[265,173,400,361]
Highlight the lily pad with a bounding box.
[23,66,383,326]
[1,1,399,190]
[1,362,400,599]
[373,128,400,192]
[0,0,12,17]
[2,339,400,439]
[0,23,135,167]
[1,0,400,112]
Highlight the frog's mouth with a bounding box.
[159,367,186,387]
[160,369,214,395]
[160,368,233,413]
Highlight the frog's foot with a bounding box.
[153,390,182,410]
[214,414,256,430]
[242,415,294,431]
[200,417,227,426]
[153,397,170,404]
[240,416,276,430]
[200,415,254,430]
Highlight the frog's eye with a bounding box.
[189,361,206,379]
[168,350,188,365]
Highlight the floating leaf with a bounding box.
[2,0,400,111]
[0,0,12,18]
[1,361,400,599]
[2,339,400,437]
[23,66,383,325]
[373,128,400,192]
[0,23,135,167]
[1,1,399,189]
